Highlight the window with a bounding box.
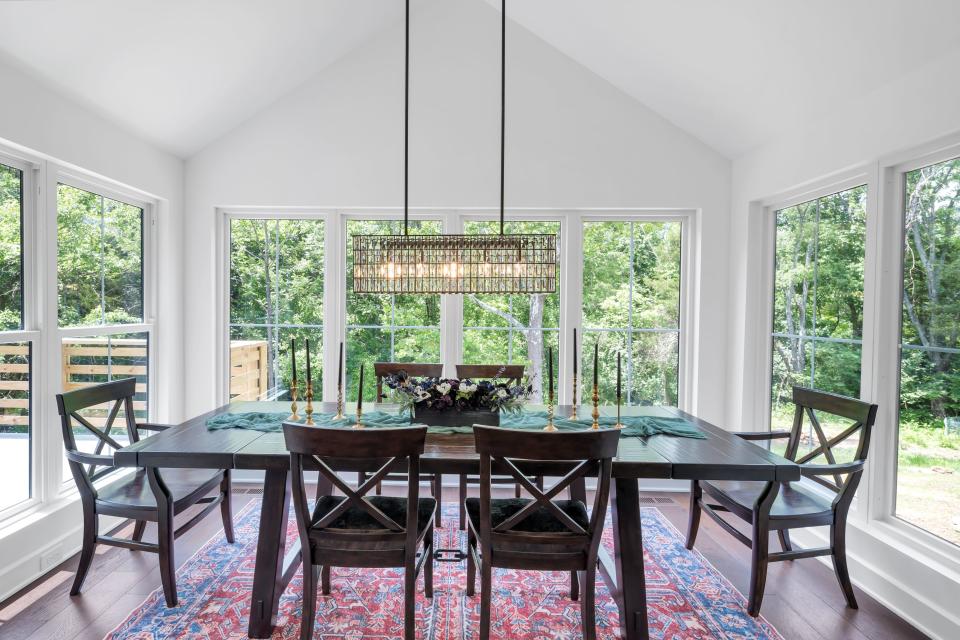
[769,186,866,447]
[229,218,325,401]
[0,162,29,512]
[462,220,560,401]
[896,157,960,546]
[582,220,682,405]
[345,219,441,400]
[57,182,150,485]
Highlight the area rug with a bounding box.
[105,502,783,639]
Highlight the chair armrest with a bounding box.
[136,422,173,432]
[735,430,791,441]
[66,450,115,467]
[800,461,864,477]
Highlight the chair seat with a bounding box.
[465,497,589,533]
[703,478,833,520]
[97,468,222,510]
[311,495,436,533]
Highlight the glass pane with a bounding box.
[229,218,325,401]
[0,341,30,511]
[57,184,143,327]
[462,220,560,401]
[345,220,441,399]
[814,187,867,340]
[583,221,682,406]
[770,335,811,433]
[60,333,148,484]
[772,202,817,336]
[897,156,960,546]
[0,163,23,331]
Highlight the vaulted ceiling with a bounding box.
[1,0,958,159]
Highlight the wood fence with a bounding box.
[0,339,270,426]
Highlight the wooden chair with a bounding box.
[686,386,878,616]
[454,363,540,530]
[361,362,442,527]
[465,426,620,640]
[284,423,436,640]
[57,378,233,607]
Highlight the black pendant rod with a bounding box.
[404,0,410,235]
[499,0,506,235]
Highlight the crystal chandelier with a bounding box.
[351,0,558,295]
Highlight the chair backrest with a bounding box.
[472,426,619,555]
[374,362,443,401]
[56,378,139,495]
[283,424,428,548]
[786,386,878,500]
[456,364,525,385]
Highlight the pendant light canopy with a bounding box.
[351,0,558,295]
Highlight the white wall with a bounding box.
[184,0,731,421]
[0,53,185,600]
[726,47,960,640]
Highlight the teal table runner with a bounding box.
[205,410,704,439]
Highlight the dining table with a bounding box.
[114,401,800,640]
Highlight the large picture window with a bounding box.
[769,186,866,443]
[345,219,441,401]
[896,157,960,546]
[582,220,682,405]
[462,220,560,401]
[229,218,325,401]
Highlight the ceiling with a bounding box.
[1,0,958,159]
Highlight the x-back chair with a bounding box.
[686,386,878,616]
[57,378,233,607]
[466,426,620,640]
[284,423,436,640]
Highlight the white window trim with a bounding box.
[216,207,698,415]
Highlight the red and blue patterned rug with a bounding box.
[105,501,783,639]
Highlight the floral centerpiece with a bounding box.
[384,369,532,427]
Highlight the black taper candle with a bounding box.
[593,341,599,389]
[573,328,577,377]
[357,363,364,412]
[305,338,311,384]
[617,351,621,399]
[548,347,554,401]
[337,342,343,389]
[290,339,297,382]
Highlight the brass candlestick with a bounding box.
[288,380,300,421]
[544,393,557,431]
[570,374,578,420]
[615,399,624,429]
[305,382,315,426]
[591,384,600,430]
[353,405,364,429]
[334,383,344,420]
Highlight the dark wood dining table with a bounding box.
[114,401,799,640]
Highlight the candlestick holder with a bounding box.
[591,384,600,430]
[288,380,300,421]
[570,374,578,420]
[614,394,625,429]
[353,405,364,429]
[544,393,557,431]
[305,382,315,426]
[334,383,344,420]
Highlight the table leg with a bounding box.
[248,468,292,638]
[611,477,649,640]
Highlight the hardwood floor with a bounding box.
[0,484,928,640]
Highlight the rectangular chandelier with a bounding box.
[352,233,557,294]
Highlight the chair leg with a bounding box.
[157,503,178,607]
[357,471,366,490]
[404,564,417,640]
[570,570,580,601]
[536,476,544,492]
[70,508,98,596]
[301,563,319,640]
[376,481,383,496]
[466,527,476,597]
[777,529,792,554]
[459,474,468,530]
[131,520,146,543]
[432,475,442,528]
[514,481,521,498]
[220,470,235,544]
[479,561,493,640]
[321,565,331,596]
[580,568,597,640]
[747,522,770,617]
[424,524,434,598]
[685,480,702,550]
[831,522,858,609]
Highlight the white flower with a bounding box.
[496,388,508,399]
[436,382,452,395]
[460,382,478,395]
[414,389,431,401]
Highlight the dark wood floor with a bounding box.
[0,484,928,640]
